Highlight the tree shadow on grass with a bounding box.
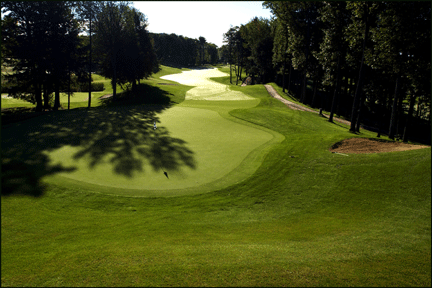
[2,85,196,197]
[100,83,174,107]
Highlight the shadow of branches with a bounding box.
[2,86,196,197]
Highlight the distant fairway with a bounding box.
[1,94,35,108]
[161,68,253,101]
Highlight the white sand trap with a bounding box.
[160,68,253,101]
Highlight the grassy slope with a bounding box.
[1,66,431,286]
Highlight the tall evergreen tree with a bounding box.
[347,1,373,132]
[2,1,81,112]
[76,1,103,108]
[316,2,350,122]
[198,36,206,65]
[93,1,129,101]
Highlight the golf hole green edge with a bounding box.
[43,107,284,198]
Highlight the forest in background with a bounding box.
[1,1,431,144]
[218,1,430,144]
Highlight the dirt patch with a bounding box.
[99,94,113,99]
[330,138,430,154]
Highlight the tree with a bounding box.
[347,1,373,132]
[264,1,322,102]
[218,44,230,64]
[94,3,158,98]
[45,2,81,110]
[93,1,129,101]
[271,17,290,93]
[151,33,199,67]
[223,26,237,84]
[76,1,103,108]
[241,17,274,84]
[316,2,350,122]
[116,7,158,91]
[206,43,218,65]
[2,1,81,112]
[2,1,47,111]
[223,26,246,85]
[357,2,431,140]
[198,36,206,65]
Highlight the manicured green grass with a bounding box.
[1,66,430,286]
[1,95,35,109]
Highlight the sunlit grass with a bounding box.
[1,65,430,287]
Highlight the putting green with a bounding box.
[40,69,284,196]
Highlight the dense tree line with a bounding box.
[2,1,168,109]
[2,1,221,110]
[2,1,86,111]
[219,1,430,143]
[151,33,218,67]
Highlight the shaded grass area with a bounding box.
[1,97,194,198]
[1,65,189,113]
[1,66,431,286]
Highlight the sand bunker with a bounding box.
[160,68,253,101]
[330,138,430,154]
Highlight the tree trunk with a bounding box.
[236,51,239,85]
[229,43,232,84]
[402,94,416,142]
[377,110,384,138]
[355,92,364,132]
[282,62,286,93]
[53,77,60,111]
[88,9,92,108]
[35,83,43,112]
[112,55,117,101]
[350,2,370,132]
[396,89,404,137]
[388,75,401,140]
[301,14,311,104]
[287,63,292,94]
[239,62,243,83]
[340,74,349,117]
[132,79,136,93]
[301,72,307,104]
[329,55,341,123]
[68,68,71,110]
[282,31,288,93]
[311,78,318,108]
[43,82,50,109]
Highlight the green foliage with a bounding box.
[2,1,84,111]
[93,3,159,96]
[238,17,275,84]
[151,33,218,67]
[76,82,105,92]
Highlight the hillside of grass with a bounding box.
[1,65,430,287]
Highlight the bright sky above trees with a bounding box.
[131,1,272,48]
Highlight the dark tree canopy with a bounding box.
[2,1,82,111]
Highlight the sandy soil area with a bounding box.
[161,68,253,101]
[329,138,430,154]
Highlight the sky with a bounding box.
[132,1,273,48]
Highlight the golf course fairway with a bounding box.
[37,68,283,196]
